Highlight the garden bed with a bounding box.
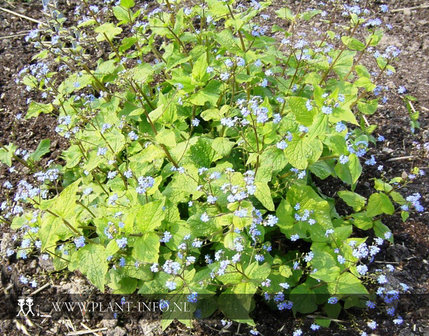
[0,0,428,335]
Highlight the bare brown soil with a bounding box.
[0,1,428,335]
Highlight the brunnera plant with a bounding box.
[1,0,424,330]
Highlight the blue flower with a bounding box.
[322,105,332,115]
[166,280,177,291]
[116,237,128,249]
[310,323,320,330]
[97,147,107,156]
[398,86,406,94]
[366,300,376,309]
[367,320,377,330]
[200,212,210,222]
[339,155,349,164]
[365,155,376,166]
[336,122,346,132]
[74,236,86,249]
[328,296,338,304]
[187,292,198,303]
[160,231,172,243]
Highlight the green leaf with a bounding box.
[212,137,234,157]
[333,50,356,77]
[132,233,160,263]
[62,145,82,168]
[190,138,217,167]
[207,0,229,16]
[374,179,393,193]
[134,200,165,233]
[338,191,366,211]
[26,102,53,119]
[189,80,221,106]
[201,108,222,121]
[310,249,340,283]
[366,193,395,217]
[328,272,368,295]
[341,36,365,51]
[352,213,373,230]
[279,265,293,278]
[284,136,323,170]
[390,191,406,205]
[287,96,316,126]
[69,244,108,291]
[155,129,176,148]
[254,182,275,211]
[95,23,123,42]
[373,220,393,243]
[401,211,409,222]
[334,154,362,188]
[113,6,130,23]
[38,215,62,250]
[290,283,318,314]
[120,0,135,8]
[218,284,256,324]
[41,180,80,219]
[275,7,294,20]
[244,262,271,281]
[300,9,321,20]
[309,160,335,180]
[192,53,208,83]
[357,99,378,115]
[0,143,17,167]
[29,139,50,162]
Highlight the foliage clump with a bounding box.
[1,0,424,331]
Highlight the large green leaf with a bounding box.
[29,139,50,162]
[328,272,368,295]
[286,96,316,126]
[134,200,165,233]
[189,80,221,106]
[284,136,323,169]
[132,233,160,263]
[338,191,366,211]
[69,244,108,291]
[26,102,53,119]
[192,53,208,83]
[95,23,123,42]
[254,182,275,211]
[366,193,395,217]
[0,143,17,167]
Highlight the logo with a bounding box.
[16,297,35,317]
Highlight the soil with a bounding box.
[0,1,428,335]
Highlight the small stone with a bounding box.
[106,326,126,336]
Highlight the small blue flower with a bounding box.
[336,122,346,132]
[367,320,377,330]
[166,280,177,291]
[160,231,172,243]
[187,292,198,303]
[339,155,349,164]
[116,237,128,249]
[310,323,320,330]
[74,236,86,249]
[200,212,210,222]
[328,296,338,304]
[322,105,332,115]
[366,300,376,309]
[398,86,406,94]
